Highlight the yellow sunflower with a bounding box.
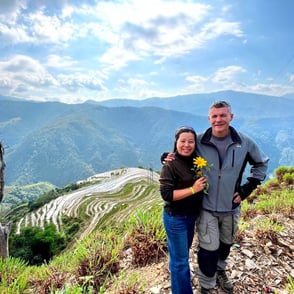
[193,156,207,169]
[191,156,213,195]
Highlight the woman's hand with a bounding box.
[192,177,207,193]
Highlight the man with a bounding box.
[162,101,269,293]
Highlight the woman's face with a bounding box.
[176,132,195,156]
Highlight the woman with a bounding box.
[159,126,207,294]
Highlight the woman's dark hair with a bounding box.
[173,126,197,152]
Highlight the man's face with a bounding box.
[208,106,233,137]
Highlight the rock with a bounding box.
[241,248,254,258]
[150,286,161,293]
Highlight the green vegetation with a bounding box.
[0,205,166,293]
[236,166,294,264]
[9,223,67,266]
[121,205,167,267]
[2,178,104,216]
[287,275,294,293]
[240,166,294,220]
[0,257,29,293]
[0,166,293,293]
[1,182,55,216]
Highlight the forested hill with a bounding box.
[0,90,293,187]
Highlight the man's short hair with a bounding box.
[210,101,231,110]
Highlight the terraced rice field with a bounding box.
[16,168,161,238]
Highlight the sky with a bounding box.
[1,0,294,104]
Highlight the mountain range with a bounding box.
[0,90,293,187]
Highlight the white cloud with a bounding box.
[46,54,76,68]
[0,0,293,102]
[0,55,55,84]
[0,55,56,98]
[186,75,208,83]
[248,82,294,97]
[114,77,163,99]
[99,46,141,71]
[58,72,106,92]
[185,75,208,93]
[28,11,77,44]
[0,23,32,45]
[200,18,243,39]
[212,66,247,84]
[0,0,26,23]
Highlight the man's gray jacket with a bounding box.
[197,126,269,213]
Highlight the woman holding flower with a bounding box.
[159,126,207,294]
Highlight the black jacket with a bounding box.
[159,152,203,216]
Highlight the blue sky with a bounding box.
[1,0,294,104]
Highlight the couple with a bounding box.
[159,101,269,294]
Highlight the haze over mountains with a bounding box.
[0,90,293,186]
[90,90,294,118]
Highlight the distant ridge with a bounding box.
[0,90,293,187]
[86,90,294,118]
[0,95,26,102]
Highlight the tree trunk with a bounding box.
[0,142,4,202]
[0,222,11,258]
[0,142,9,259]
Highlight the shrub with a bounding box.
[9,223,66,265]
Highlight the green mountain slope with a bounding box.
[0,91,293,187]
